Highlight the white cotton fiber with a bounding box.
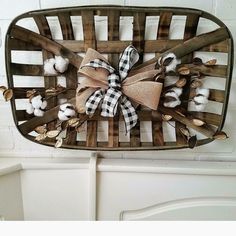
[164,98,181,108]
[26,103,34,114]
[55,56,69,73]
[171,87,183,97]
[194,95,209,105]
[44,58,57,75]
[58,103,76,121]
[34,108,44,117]
[31,95,43,109]
[40,100,48,110]
[58,110,69,121]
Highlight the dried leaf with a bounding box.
[188,135,197,149]
[0,86,7,92]
[3,89,13,101]
[56,84,65,92]
[35,133,47,141]
[26,89,37,98]
[213,131,228,140]
[205,59,217,66]
[35,125,47,134]
[180,127,190,138]
[190,79,203,89]
[192,119,205,126]
[178,66,190,75]
[193,57,203,65]
[176,78,187,88]
[162,114,172,121]
[55,138,63,148]
[67,117,80,127]
[46,130,60,138]
[45,87,57,95]
[163,57,174,66]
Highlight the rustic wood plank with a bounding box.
[152,11,173,146]
[8,38,229,53]
[33,15,57,131]
[81,10,98,147]
[130,12,146,147]
[107,10,120,147]
[176,14,199,146]
[58,12,78,145]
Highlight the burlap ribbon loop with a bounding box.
[76,45,163,133]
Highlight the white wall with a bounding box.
[0,0,236,160]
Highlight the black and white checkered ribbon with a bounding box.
[82,45,139,133]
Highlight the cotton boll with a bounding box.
[40,100,48,110]
[44,58,57,75]
[55,56,69,73]
[64,108,76,118]
[59,103,74,112]
[171,87,183,97]
[194,95,209,105]
[58,103,76,121]
[196,88,210,98]
[31,95,43,109]
[164,99,181,108]
[58,110,70,121]
[161,53,181,72]
[26,103,34,114]
[34,108,44,117]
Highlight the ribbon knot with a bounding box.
[77,45,163,133]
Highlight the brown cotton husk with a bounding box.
[213,131,228,140]
[3,89,13,101]
[178,66,190,75]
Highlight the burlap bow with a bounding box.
[76,45,163,133]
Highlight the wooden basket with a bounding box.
[5,6,234,150]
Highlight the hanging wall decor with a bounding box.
[2,6,233,150]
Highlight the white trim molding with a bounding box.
[120,197,236,220]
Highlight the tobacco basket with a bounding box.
[5,6,234,150]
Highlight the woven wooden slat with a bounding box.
[153,11,173,146]
[58,12,78,145]
[107,10,120,148]
[33,15,57,131]
[81,10,98,148]
[175,14,200,146]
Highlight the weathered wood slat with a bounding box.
[34,15,57,131]
[152,11,173,146]
[9,38,229,53]
[176,14,199,146]
[130,12,146,147]
[58,12,78,145]
[81,10,98,147]
[107,10,120,147]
